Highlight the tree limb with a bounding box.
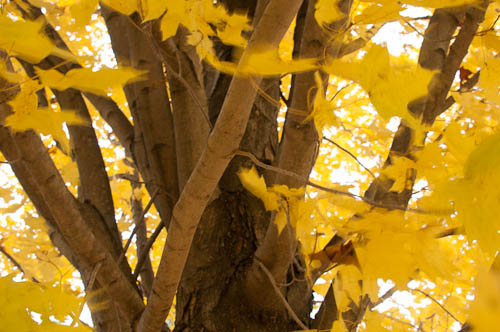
[137,1,305,330]
[0,125,144,323]
[83,92,135,158]
[102,5,179,230]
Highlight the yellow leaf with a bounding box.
[403,0,478,7]
[365,0,478,7]
[0,276,90,331]
[334,265,362,310]
[5,80,86,153]
[443,122,477,166]
[315,0,346,27]
[214,7,251,48]
[479,57,500,105]
[354,2,403,25]
[449,131,500,255]
[0,16,75,63]
[383,157,416,192]
[60,160,80,186]
[331,318,348,332]
[323,44,434,126]
[353,211,453,300]
[305,72,339,133]
[469,269,500,332]
[36,67,147,96]
[160,10,183,40]
[141,0,168,21]
[275,210,288,234]
[480,31,500,53]
[101,0,139,15]
[69,0,99,28]
[207,49,319,77]
[237,167,280,211]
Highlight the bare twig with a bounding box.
[235,150,451,215]
[87,261,102,290]
[412,288,463,325]
[133,220,165,280]
[370,286,396,309]
[322,136,375,178]
[118,188,160,265]
[377,311,424,331]
[256,259,309,330]
[0,245,40,283]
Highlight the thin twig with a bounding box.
[0,245,39,283]
[322,136,375,178]
[235,150,451,215]
[256,259,309,330]
[87,261,102,290]
[370,286,396,309]
[133,219,165,280]
[118,188,160,265]
[377,311,424,331]
[412,288,463,325]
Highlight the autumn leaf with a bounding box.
[0,16,75,63]
[5,79,86,153]
[0,276,89,331]
[36,67,147,96]
[238,167,280,211]
[323,44,434,126]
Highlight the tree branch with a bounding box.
[137,1,305,330]
[129,174,157,298]
[322,136,375,178]
[83,92,134,158]
[412,288,463,325]
[256,259,309,330]
[0,245,40,283]
[102,5,179,231]
[17,9,124,267]
[7,128,144,322]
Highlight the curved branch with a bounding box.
[11,129,144,322]
[137,1,305,330]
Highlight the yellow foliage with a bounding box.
[5,80,86,153]
[383,157,416,192]
[469,269,500,332]
[333,264,363,311]
[141,0,168,21]
[0,16,75,63]
[364,0,478,7]
[354,2,403,25]
[101,0,139,15]
[305,72,339,133]
[315,0,346,27]
[36,67,147,96]
[323,44,434,126]
[207,49,319,77]
[237,167,280,211]
[3,0,500,331]
[449,131,500,255]
[479,57,500,105]
[68,0,99,28]
[350,211,454,300]
[0,276,89,331]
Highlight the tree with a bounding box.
[0,0,499,331]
